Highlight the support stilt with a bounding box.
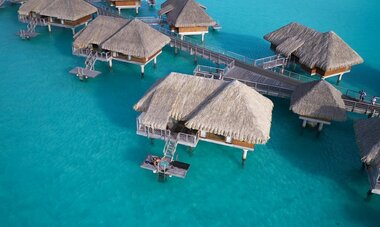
[85,22,88,26]
[153,57,157,68]
[141,65,145,78]
[201,33,205,43]
[180,35,184,40]
[108,59,113,68]
[72,28,75,36]
[47,24,51,32]
[337,73,344,84]
[242,149,248,166]
[118,8,121,15]
[318,123,324,132]
[136,7,139,14]
[302,120,307,128]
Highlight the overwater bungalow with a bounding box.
[264,23,364,83]
[159,0,217,42]
[17,0,97,39]
[109,0,141,14]
[290,80,346,131]
[134,73,273,178]
[71,15,170,80]
[354,118,380,195]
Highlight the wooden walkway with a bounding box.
[343,95,380,117]
[74,4,379,118]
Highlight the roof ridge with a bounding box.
[99,18,131,46]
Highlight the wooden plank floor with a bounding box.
[224,66,295,90]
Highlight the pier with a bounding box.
[79,3,379,118]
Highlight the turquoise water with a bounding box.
[1,0,380,226]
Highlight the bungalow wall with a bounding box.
[111,0,141,7]
[110,49,162,64]
[200,131,255,150]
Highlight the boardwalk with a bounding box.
[343,96,380,117]
[78,4,379,117]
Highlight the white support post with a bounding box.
[85,21,88,26]
[109,59,113,68]
[136,7,139,14]
[118,8,121,15]
[201,33,205,43]
[242,149,248,165]
[141,65,145,78]
[180,35,184,40]
[337,73,344,84]
[302,119,307,128]
[153,57,157,68]
[47,24,51,32]
[318,123,324,132]
[71,28,75,36]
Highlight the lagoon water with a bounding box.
[1,0,380,226]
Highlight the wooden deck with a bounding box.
[141,155,190,179]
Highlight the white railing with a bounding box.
[269,67,316,83]
[136,115,171,139]
[193,65,227,80]
[18,15,48,26]
[73,48,111,61]
[177,132,199,146]
[254,55,288,69]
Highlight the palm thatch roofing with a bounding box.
[74,16,171,58]
[354,118,380,166]
[264,23,364,71]
[290,80,347,121]
[134,73,274,144]
[159,0,216,27]
[19,0,97,21]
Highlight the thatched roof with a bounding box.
[134,73,274,144]
[290,80,347,121]
[73,16,127,49]
[264,23,363,71]
[74,16,170,58]
[159,0,216,27]
[19,0,97,21]
[102,19,171,58]
[354,118,380,166]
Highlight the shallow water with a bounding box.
[1,1,380,226]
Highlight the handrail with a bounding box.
[177,132,198,145]
[269,67,316,83]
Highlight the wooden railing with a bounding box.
[343,98,380,117]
